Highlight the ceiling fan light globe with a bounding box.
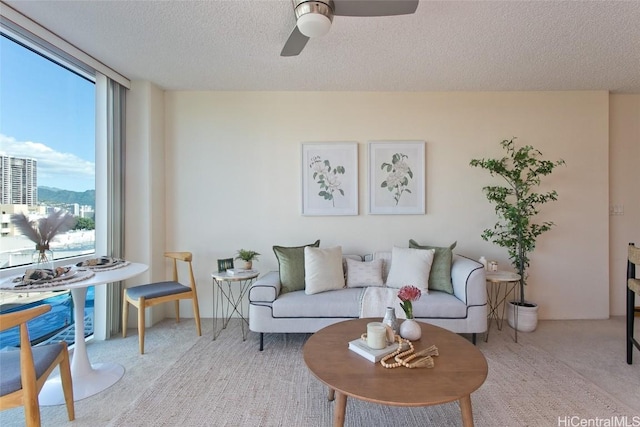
[297,13,332,38]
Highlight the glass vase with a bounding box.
[32,245,54,271]
[382,307,399,336]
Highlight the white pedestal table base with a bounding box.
[39,362,125,406]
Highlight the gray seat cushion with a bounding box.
[273,288,363,318]
[126,281,190,300]
[0,343,63,396]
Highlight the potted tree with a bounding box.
[470,138,565,332]
[235,249,260,270]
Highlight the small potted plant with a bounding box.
[235,249,260,270]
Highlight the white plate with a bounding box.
[77,257,124,269]
[6,268,77,288]
[49,268,77,282]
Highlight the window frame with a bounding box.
[0,31,99,278]
[0,9,129,341]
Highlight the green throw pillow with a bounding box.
[273,240,320,294]
[408,239,457,294]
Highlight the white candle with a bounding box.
[367,322,387,349]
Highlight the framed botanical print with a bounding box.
[368,141,425,215]
[301,142,358,216]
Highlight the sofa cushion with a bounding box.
[273,240,320,294]
[304,246,345,295]
[346,258,384,288]
[272,288,363,318]
[372,251,392,282]
[409,240,457,294]
[385,246,435,293]
[410,290,468,318]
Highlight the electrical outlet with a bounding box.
[610,204,625,215]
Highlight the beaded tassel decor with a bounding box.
[379,336,439,369]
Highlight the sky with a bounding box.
[0,34,96,192]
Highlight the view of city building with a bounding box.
[0,154,37,205]
[0,154,96,268]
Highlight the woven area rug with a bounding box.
[106,320,637,427]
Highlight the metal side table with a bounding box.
[485,270,521,342]
[211,270,259,341]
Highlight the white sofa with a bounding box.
[249,250,487,350]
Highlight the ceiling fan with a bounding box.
[281,0,419,57]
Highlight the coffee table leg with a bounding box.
[459,394,474,427]
[327,387,335,401]
[333,391,347,427]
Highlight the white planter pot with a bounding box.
[507,301,538,332]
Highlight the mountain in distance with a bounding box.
[38,186,95,208]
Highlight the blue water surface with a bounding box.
[0,286,94,348]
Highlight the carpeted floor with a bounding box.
[1,317,639,426]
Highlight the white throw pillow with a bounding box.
[385,246,435,293]
[346,258,384,288]
[304,246,346,295]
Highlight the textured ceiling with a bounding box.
[4,0,640,92]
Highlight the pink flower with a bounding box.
[398,285,421,302]
[398,285,421,319]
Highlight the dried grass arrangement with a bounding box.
[10,210,76,250]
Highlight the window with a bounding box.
[1,6,129,346]
[0,33,96,268]
[0,33,96,347]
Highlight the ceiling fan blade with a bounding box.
[281,26,310,57]
[333,0,419,17]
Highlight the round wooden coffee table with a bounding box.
[303,318,488,427]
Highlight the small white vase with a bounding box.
[400,319,422,341]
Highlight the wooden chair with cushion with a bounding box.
[627,242,640,364]
[0,305,74,426]
[123,251,202,354]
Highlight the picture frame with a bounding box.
[368,141,425,215]
[217,258,234,272]
[301,142,358,216]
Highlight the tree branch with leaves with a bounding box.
[470,138,565,305]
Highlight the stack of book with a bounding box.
[226,268,257,276]
[348,338,404,363]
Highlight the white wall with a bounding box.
[158,91,611,321]
[124,80,167,327]
[609,94,640,315]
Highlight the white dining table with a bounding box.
[2,262,148,405]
